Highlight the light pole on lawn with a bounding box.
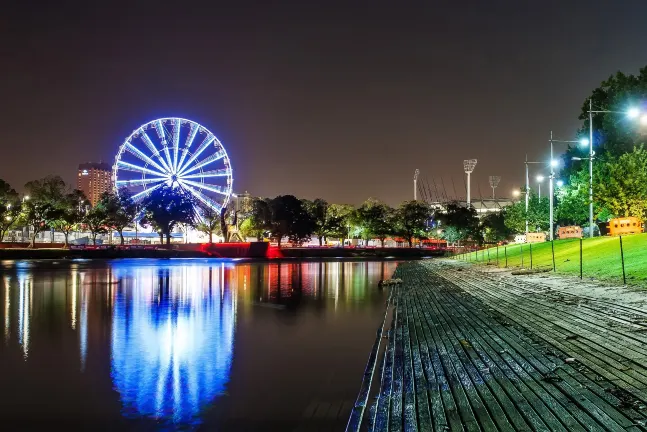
[580,102,642,238]
[548,131,589,241]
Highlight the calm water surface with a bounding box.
[0,259,397,430]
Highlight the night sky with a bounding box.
[2,1,647,205]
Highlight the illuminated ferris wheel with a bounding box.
[113,117,233,214]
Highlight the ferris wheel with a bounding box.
[113,117,233,215]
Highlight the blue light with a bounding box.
[110,264,235,427]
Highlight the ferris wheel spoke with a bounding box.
[179,150,226,176]
[177,122,199,170]
[139,131,172,173]
[131,182,164,202]
[177,135,215,174]
[125,144,167,173]
[154,119,175,172]
[179,181,222,213]
[180,179,229,196]
[115,177,167,187]
[180,169,229,180]
[172,118,181,173]
[116,160,167,177]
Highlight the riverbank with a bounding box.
[349,259,647,430]
[0,246,446,261]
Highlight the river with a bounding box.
[0,259,397,430]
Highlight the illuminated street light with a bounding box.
[512,189,520,197]
[556,180,564,187]
[628,107,641,119]
[579,138,589,147]
[550,159,559,168]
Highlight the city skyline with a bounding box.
[3,1,647,205]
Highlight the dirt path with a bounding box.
[349,260,647,431]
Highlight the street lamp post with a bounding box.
[413,169,420,201]
[548,132,589,241]
[580,102,641,237]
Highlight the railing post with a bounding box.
[620,235,626,285]
[580,239,582,279]
[529,243,533,269]
[505,246,508,268]
[487,247,490,263]
[521,244,524,268]
[551,240,556,272]
[496,245,499,266]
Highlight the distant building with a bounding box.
[430,198,515,217]
[77,162,112,206]
[233,191,253,215]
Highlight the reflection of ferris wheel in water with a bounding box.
[112,117,233,215]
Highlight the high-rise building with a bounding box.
[77,162,113,206]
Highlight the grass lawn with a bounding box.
[456,233,647,285]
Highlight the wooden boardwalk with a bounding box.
[347,261,647,431]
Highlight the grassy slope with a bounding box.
[458,233,647,284]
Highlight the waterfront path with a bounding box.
[348,260,647,431]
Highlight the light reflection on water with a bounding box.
[0,259,397,429]
[110,264,236,427]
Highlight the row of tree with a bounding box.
[0,174,468,248]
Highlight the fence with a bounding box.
[452,233,647,286]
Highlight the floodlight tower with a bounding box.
[463,159,477,206]
[488,176,501,199]
[413,169,420,201]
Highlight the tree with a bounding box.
[502,190,549,234]
[555,170,590,226]
[561,67,647,179]
[50,190,87,248]
[502,201,526,234]
[0,179,20,242]
[249,198,272,240]
[305,198,329,246]
[100,188,138,245]
[479,212,511,243]
[22,175,67,247]
[305,199,355,246]
[250,195,314,247]
[354,198,395,247]
[140,185,196,245]
[195,204,221,244]
[327,204,355,242]
[436,201,480,244]
[83,205,108,245]
[394,200,431,248]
